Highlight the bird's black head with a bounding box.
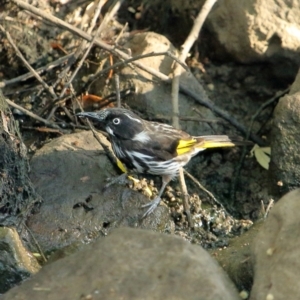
[77,108,144,139]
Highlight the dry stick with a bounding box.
[264,199,274,219]
[11,0,170,81]
[59,0,105,99]
[24,224,47,263]
[248,88,289,138]
[56,0,107,96]
[183,170,229,214]
[6,98,61,129]
[85,51,188,89]
[75,96,117,166]
[0,25,58,100]
[230,88,289,205]
[115,22,128,44]
[171,0,218,228]
[180,86,265,145]
[0,53,74,88]
[11,0,263,144]
[114,74,121,108]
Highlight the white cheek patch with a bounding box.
[106,126,114,136]
[132,131,151,143]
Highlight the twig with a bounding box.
[114,74,121,108]
[264,198,274,219]
[11,0,262,144]
[11,0,171,82]
[183,169,229,214]
[85,51,188,90]
[230,89,288,205]
[0,53,74,88]
[171,0,217,228]
[56,0,107,96]
[172,0,217,127]
[248,88,289,140]
[179,85,265,145]
[115,22,128,44]
[24,224,47,263]
[6,98,61,129]
[0,25,58,100]
[75,97,117,166]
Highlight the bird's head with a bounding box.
[77,108,145,139]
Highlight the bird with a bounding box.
[77,108,250,217]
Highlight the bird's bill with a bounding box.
[76,112,103,121]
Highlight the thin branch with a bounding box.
[75,97,117,166]
[6,98,61,129]
[171,0,217,228]
[0,25,58,100]
[180,85,265,145]
[58,0,108,98]
[114,74,121,107]
[264,198,274,219]
[10,0,262,145]
[180,0,217,60]
[0,53,74,88]
[85,51,188,90]
[230,89,288,204]
[11,0,171,82]
[183,170,229,214]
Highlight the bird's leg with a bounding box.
[142,175,172,217]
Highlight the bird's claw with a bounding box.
[142,197,161,218]
[104,173,129,190]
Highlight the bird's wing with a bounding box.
[141,121,198,158]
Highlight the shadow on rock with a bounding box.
[27,131,171,253]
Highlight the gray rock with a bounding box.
[27,131,171,253]
[270,70,300,196]
[250,189,300,299]
[207,0,300,65]
[2,228,240,300]
[210,222,262,292]
[91,31,221,136]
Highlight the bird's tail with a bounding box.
[194,135,252,149]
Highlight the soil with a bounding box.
[1,1,292,248]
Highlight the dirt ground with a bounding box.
[1,1,292,249]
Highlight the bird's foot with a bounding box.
[104,173,129,190]
[142,197,162,218]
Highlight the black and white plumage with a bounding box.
[77,108,248,217]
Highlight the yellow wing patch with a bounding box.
[176,138,197,155]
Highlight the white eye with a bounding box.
[112,118,120,125]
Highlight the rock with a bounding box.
[27,131,171,253]
[2,228,240,300]
[207,0,300,63]
[269,69,300,196]
[0,227,40,293]
[210,221,262,292]
[250,189,300,299]
[91,31,222,136]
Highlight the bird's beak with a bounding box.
[76,112,103,121]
